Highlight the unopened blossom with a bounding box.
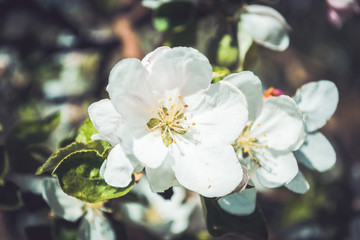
[326,0,360,28]
[89,46,248,198]
[123,176,197,239]
[224,71,305,188]
[263,87,284,98]
[239,4,291,52]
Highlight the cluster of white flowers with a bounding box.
[88,45,338,218]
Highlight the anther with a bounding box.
[184,116,187,120]
[184,104,188,108]
[192,122,196,126]
[168,97,172,101]
[178,94,182,99]
[257,123,261,126]
[150,109,155,113]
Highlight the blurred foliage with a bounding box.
[0,145,9,185]
[51,217,80,240]
[154,2,197,46]
[4,111,60,173]
[202,197,268,239]
[0,181,23,210]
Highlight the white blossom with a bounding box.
[293,80,338,170]
[123,176,197,239]
[41,178,116,240]
[284,81,338,194]
[225,71,305,188]
[89,46,248,198]
[8,175,115,240]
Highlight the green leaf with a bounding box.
[75,118,111,149]
[58,131,77,148]
[212,66,230,83]
[5,111,61,173]
[0,181,24,210]
[217,34,238,67]
[36,141,108,175]
[202,197,268,240]
[53,150,133,203]
[75,118,98,143]
[7,111,60,144]
[0,145,9,185]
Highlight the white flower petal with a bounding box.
[106,58,156,126]
[251,96,305,151]
[8,174,44,195]
[186,81,248,145]
[285,171,310,194]
[132,129,168,168]
[79,210,115,240]
[41,178,83,222]
[145,154,177,193]
[103,144,134,188]
[293,80,339,132]
[148,47,212,97]
[171,139,243,197]
[218,187,257,216]
[241,4,290,51]
[237,22,254,68]
[255,149,299,188]
[223,71,263,121]
[88,99,122,145]
[142,46,170,70]
[295,131,336,172]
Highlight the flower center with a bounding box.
[233,124,268,167]
[146,94,195,147]
[82,201,111,220]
